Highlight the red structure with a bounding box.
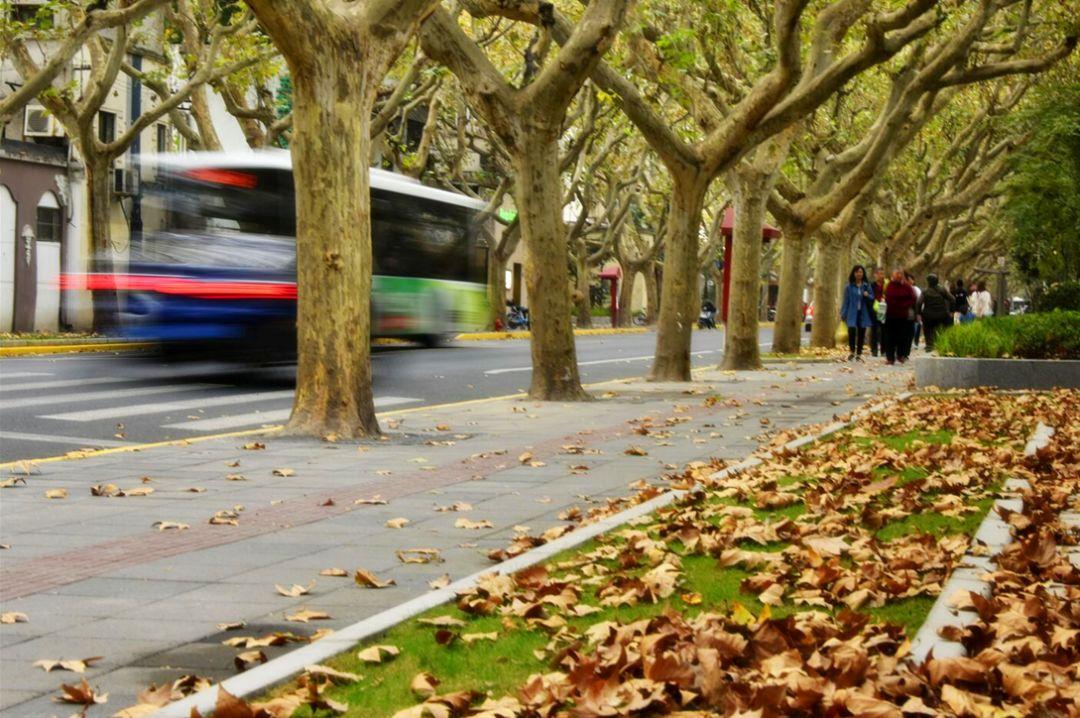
[719,207,781,323]
[598,264,621,326]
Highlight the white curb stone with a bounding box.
[908,422,1053,664]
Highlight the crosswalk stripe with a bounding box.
[41,389,296,422]
[161,396,423,432]
[0,430,133,448]
[0,372,52,381]
[2,383,216,411]
[0,376,147,393]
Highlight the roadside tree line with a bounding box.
[2,0,1075,437]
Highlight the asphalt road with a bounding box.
[0,328,781,462]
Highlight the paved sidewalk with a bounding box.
[0,361,908,715]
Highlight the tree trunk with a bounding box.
[513,131,587,400]
[487,247,507,330]
[650,173,708,381]
[574,243,593,328]
[809,235,844,348]
[286,56,380,437]
[616,264,635,327]
[85,155,118,333]
[722,171,767,370]
[644,264,659,324]
[772,230,809,353]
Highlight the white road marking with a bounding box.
[41,389,297,422]
[0,376,147,393]
[161,396,422,431]
[2,383,216,411]
[484,350,719,375]
[0,431,132,448]
[0,371,52,381]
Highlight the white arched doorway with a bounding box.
[0,186,15,332]
[33,191,62,332]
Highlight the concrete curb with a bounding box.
[907,421,1050,663]
[154,393,906,717]
[914,356,1080,390]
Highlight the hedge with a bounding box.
[935,311,1080,360]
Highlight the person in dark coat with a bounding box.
[916,274,954,351]
[883,269,917,365]
[952,279,971,323]
[840,264,874,361]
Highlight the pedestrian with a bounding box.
[883,268,916,365]
[970,280,994,318]
[840,264,874,361]
[869,267,887,356]
[906,272,922,349]
[916,274,954,351]
[952,279,972,323]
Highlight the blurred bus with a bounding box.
[71,151,490,356]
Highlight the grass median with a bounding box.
[148,389,1077,718]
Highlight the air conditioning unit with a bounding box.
[23,105,59,137]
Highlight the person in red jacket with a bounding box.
[883,268,917,365]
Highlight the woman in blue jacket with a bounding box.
[840,264,874,361]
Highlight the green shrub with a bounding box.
[590,304,611,317]
[935,311,1080,360]
[1035,280,1080,312]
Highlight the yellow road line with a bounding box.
[0,342,154,357]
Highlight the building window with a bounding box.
[156,124,168,153]
[12,5,54,28]
[97,111,116,144]
[36,196,62,243]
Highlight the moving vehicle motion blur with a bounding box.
[65,151,490,356]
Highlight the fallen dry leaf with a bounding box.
[428,574,451,590]
[385,517,410,529]
[354,495,387,505]
[454,518,494,530]
[417,615,465,628]
[396,548,442,564]
[285,608,331,623]
[354,569,396,589]
[152,521,189,531]
[53,678,107,706]
[0,612,27,624]
[356,644,399,663]
[275,581,316,598]
[410,671,440,698]
[33,656,102,673]
[0,477,27,488]
[241,442,265,450]
[233,649,267,671]
[319,568,349,577]
[216,621,246,632]
[44,488,68,499]
[304,664,361,683]
[272,468,295,477]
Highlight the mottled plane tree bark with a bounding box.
[240,0,440,437]
[420,1,631,400]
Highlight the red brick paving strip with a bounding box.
[0,389,831,601]
[0,420,643,601]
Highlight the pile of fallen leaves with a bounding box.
[147,390,1080,716]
